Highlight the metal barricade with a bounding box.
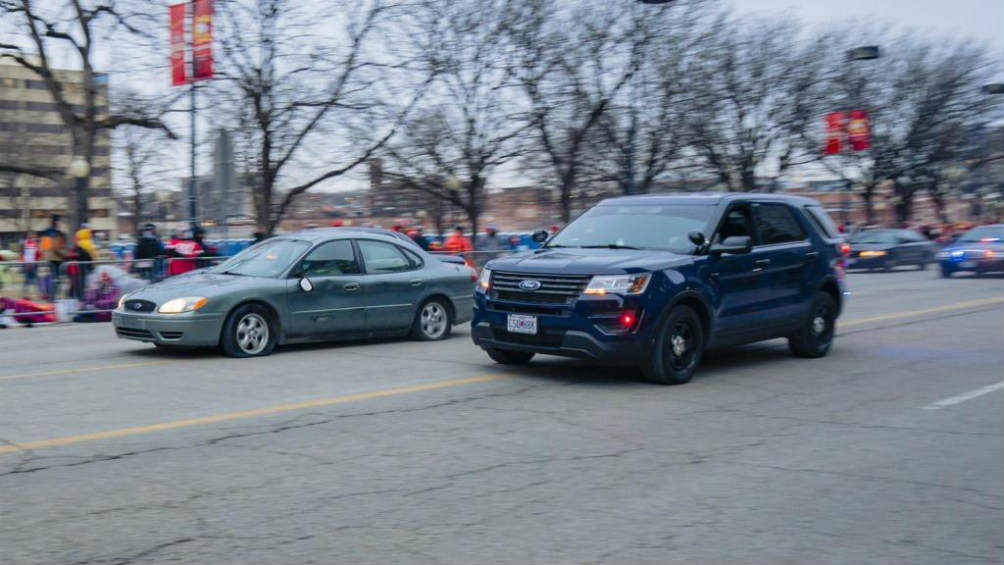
[0,257,227,325]
[430,249,516,271]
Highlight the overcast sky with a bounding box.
[730,0,1003,56]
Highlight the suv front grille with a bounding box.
[491,272,591,305]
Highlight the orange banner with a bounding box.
[192,0,213,80]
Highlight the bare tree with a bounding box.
[112,125,172,235]
[213,0,426,235]
[382,0,526,245]
[508,0,692,221]
[0,0,176,231]
[815,32,1001,223]
[684,17,831,192]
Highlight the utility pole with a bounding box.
[187,0,199,229]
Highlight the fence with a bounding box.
[0,257,227,324]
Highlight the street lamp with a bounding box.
[67,155,90,230]
[840,45,881,226]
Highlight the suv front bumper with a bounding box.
[471,293,653,364]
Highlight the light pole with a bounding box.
[67,155,90,231]
[842,45,880,227]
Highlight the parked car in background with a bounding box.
[113,229,476,357]
[472,193,847,385]
[936,224,1004,278]
[844,229,937,271]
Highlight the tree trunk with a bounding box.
[133,189,143,236]
[862,186,875,226]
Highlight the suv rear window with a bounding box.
[756,203,806,245]
[804,205,840,238]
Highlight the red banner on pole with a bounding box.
[192,0,213,80]
[824,112,845,155]
[169,3,187,86]
[847,109,870,151]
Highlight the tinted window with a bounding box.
[211,239,310,277]
[715,205,755,243]
[756,204,806,245]
[897,230,926,243]
[301,240,361,276]
[547,205,715,253]
[359,240,412,273]
[805,205,840,238]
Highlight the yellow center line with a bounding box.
[0,373,507,454]
[0,361,172,382]
[840,296,1003,328]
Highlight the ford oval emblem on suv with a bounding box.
[518,279,542,291]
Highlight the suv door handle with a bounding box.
[343,282,360,291]
[410,279,423,287]
[804,251,819,263]
[752,259,771,272]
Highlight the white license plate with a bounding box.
[507,314,538,335]
[960,261,976,268]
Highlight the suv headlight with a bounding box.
[158,297,209,314]
[476,268,492,293]
[583,274,651,296]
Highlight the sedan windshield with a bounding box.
[210,239,310,277]
[547,204,714,253]
[959,226,1004,243]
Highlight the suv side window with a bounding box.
[756,203,806,245]
[804,205,840,238]
[714,204,756,244]
[301,240,361,277]
[358,240,414,274]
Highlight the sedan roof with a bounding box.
[275,228,405,245]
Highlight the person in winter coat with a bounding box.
[39,215,67,300]
[20,231,39,297]
[443,225,473,253]
[166,229,206,276]
[67,227,96,300]
[134,224,164,281]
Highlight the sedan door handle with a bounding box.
[410,279,424,287]
[343,282,360,292]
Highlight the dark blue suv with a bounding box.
[472,193,848,384]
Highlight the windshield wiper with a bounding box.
[219,270,249,276]
[580,244,643,250]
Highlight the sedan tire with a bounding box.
[411,298,453,341]
[220,304,277,358]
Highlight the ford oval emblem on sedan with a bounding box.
[131,302,143,310]
[518,279,542,291]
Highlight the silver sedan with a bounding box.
[112,229,476,357]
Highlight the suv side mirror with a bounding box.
[709,235,752,255]
[688,231,706,246]
[532,230,549,243]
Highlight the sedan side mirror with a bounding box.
[532,230,549,243]
[709,235,753,255]
[299,277,314,292]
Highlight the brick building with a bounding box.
[0,60,115,242]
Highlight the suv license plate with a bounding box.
[960,261,976,268]
[507,314,537,335]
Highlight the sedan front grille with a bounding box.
[491,272,591,305]
[124,299,156,313]
[116,327,154,340]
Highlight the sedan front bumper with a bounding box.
[112,310,225,347]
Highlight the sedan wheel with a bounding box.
[412,298,452,341]
[221,304,277,358]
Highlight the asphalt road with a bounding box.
[1,268,1001,564]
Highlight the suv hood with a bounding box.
[486,247,689,275]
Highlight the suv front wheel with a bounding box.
[642,305,704,385]
[788,292,836,358]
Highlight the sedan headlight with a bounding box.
[858,250,887,258]
[583,274,651,296]
[158,297,209,314]
[476,268,492,293]
[117,294,128,310]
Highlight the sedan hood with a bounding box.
[125,272,262,302]
[485,247,688,275]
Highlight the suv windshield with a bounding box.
[210,239,310,277]
[959,226,1004,243]
[547,204,714,253]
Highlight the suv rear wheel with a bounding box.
[642,305,704,385]
[788,292,836,358]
